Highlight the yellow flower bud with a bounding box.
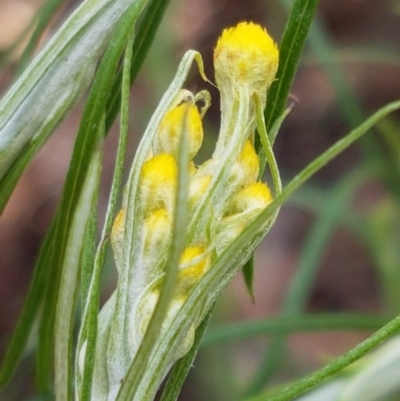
[143,208,171,253]
[154,101,204,159]
[227,182,272,215]
[140,153,177,213]
[232,139,260,187]
[214,22,279,97]
[178,245,209,293]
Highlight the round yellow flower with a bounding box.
[214,22,279,96]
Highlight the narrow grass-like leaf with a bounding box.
[202,314,389,347]
[254,0,317,304]
[36,5,149,393]
[284,170,369,312]
[257,106,292,174]
[264,0,320,132]
[105,0,172,132]
[242,257,255,301]
[245,94,284,298]
[116,107,191,401]
[0,0,149,211]
[77,28,136,401]
[128,100,400,400]
[246,168,369,395]
[0,225,55,387]
[255,93,282,195]
[80,206,98,311]
[54,144,103,401]
[160,308,215,401]
[245,314,400,401]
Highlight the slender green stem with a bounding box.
[105,0,172,131]
[254,93,282,195]
[78,27,136,401]
[0,225,54,387]
[202,313,389,347]
[54,145,103,401]
[245,314,400,401]
[264,0,320,131]
[245,99,400,394]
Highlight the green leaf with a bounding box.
[244,313,400,401]
[160,308,215,401]
[245,147,385,397]
[54,144,103,401]
[0,0,150,211]
[264,0,320,132]
[77,27,136,401]
[80,206,98,311]
[202,313,389,347]
[0,226,54,387]
[242,256,255,301]
[35,5,149,395]
[105,0,172,132]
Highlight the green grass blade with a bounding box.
[242,256,255,301]
[159,308,215,401]
[80,206,98,310]
[264,0,320,132]
[284,171,369,312]
[253,0,319,310]
[54,145,103,401]
[77,28,136,401]
[0,0,150,212]
[105,0,172,132]
[202,314,389,347]
[244,314,400,401]
[245,162,383,396]
[35,5,148,393]
[0,225,55,387]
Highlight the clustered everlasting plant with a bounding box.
[79,22,281,400]
[1,1,400,401]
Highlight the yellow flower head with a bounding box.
[234,139,260,187]
[178,245,209,293]
[214,22,279,96]
[140,153,178,212]
[228,182,273,215]
[155,101,204,159]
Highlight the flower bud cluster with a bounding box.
[87,22,279,400]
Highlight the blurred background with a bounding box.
[1,0,400,400]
